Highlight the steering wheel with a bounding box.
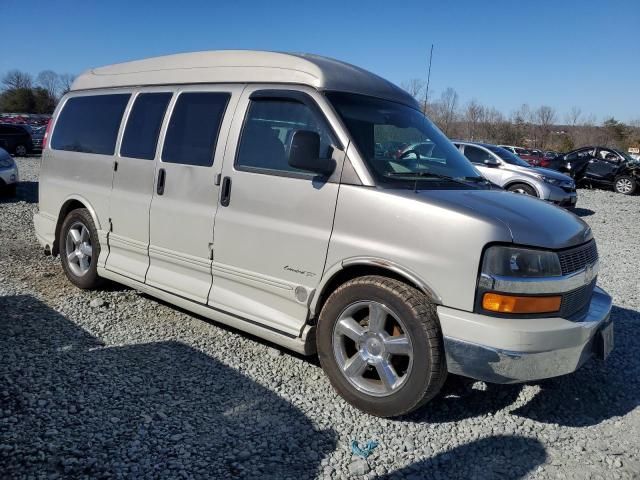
[398,149,421,161]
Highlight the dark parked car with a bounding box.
[547,146,640,194]
[0,124,33,156]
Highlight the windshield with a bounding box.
[326,92,483,188]
[615,149,638,163]
[487,145,531,167]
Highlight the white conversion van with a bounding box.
[34,51,613,417]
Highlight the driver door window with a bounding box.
[235,99,334,176]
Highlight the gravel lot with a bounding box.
[1,156,639,479]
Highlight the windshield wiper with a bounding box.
[462,175,490,184]
[385,171,475,187]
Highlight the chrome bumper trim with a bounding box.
[487,259,599,294]
[444,287,612,384]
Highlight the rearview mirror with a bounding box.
[483,158,500,167]
[288,130,335,175]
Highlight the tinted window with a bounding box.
[463,145,493,164]
[162,92,230,167]
[236,99,334,174]
[121,92,172,160]
[327,92,479,188]
[487,145,531,167]
[52,94,130,154]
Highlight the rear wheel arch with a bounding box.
[310,258,441,322]
[53,197,101,256]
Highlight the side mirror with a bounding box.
[288,130,335,175]
[483,158,500,167]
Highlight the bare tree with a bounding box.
[400,79,425,100]
[535,106,556,149]
[58,73,76,96]
[463,99,484,140]
[565,106,582,126]
[2,70,33,90]
[36,70,61,99]
[438,87,459,136]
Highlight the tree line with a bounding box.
[401,79,640,152]
[0,70,76,115]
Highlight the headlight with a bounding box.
[539,175,561,185]
[481,246,562,279]
[478,246,563,314]
[0,157,14,168]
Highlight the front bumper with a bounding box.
[438,286,612,384]
[0,165,19,186]
[544,184,577,207]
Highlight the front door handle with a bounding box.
[157,168,166,195]
[220,176,232,207]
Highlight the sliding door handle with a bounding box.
[220,176,232,207]
[157,168,166,195]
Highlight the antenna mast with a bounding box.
[424,44,434,114]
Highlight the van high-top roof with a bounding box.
[71,50,418,108]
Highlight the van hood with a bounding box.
[396,188,591,249]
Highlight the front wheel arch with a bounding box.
[310,260,441,322]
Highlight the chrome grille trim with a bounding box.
[561,279,596,319]
[559,240,598,275]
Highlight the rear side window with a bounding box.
[120,92,172,160]
[51,94,130,155]
[162,92,230,167]
[463,145,493,164]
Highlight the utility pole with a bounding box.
[424,44,434,115]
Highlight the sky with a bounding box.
[2,0,639,123]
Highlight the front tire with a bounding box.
[316,276,447,417]
[614,175,636,195]
[59,208,103,289]
[507,183,537,196]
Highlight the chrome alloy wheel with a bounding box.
[64,221,93,276]
[332,301,413,397]
[616,178,633,194]
[512,187,528,194]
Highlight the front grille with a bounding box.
[558,240,598,275]
[560,279,596,319]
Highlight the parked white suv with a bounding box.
[34,51,612,417]
[454,141,577,207]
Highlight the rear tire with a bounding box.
[59,208,103,289]
[614,175,636,195]
[507,183,537,196]
[14,144,27,157]
[1,184,16,197]
[316,275,447,417]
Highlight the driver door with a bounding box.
[588,148,620,182]
[209,86,346,337]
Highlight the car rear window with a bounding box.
[51,94,130,155]
[120,92,172,160]
[161,92,230,167]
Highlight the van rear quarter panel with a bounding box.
[326,185,511,312]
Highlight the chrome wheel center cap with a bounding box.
[361,334,384,360]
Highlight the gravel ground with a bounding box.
[1,156,639,479]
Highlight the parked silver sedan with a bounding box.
[453,141,577,207]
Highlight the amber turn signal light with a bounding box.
[482,293,561,314]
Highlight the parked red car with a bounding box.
[498,145,550,167]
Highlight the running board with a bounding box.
[98,267,316,355]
